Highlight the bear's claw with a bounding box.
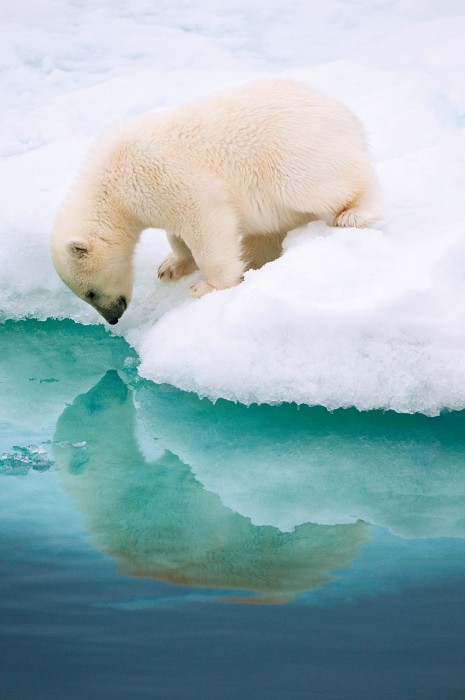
[158,254,197,282]
[189,280,215,298]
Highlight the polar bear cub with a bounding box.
[50,79,382,324]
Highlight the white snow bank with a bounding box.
[132,223,465,414]
[2,1,465,413]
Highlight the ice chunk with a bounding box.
[0,444,52,475]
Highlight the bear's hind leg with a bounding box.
[158,233,198,281]
[334,204,378,228]
[334,181,382,229]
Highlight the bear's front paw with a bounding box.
[158,254,197,281]
[189,280,215,298]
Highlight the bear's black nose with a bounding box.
[100,297,127,325]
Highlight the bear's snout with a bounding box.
[97,296,127,325]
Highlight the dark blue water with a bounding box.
[1,320,465,699]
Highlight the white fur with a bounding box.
[50,79,382,322]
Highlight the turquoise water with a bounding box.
[2,320,465,699]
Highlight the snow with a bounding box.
[1,0,465,413]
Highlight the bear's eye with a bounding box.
[85,290,96,300]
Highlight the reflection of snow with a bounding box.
[2,2,465,412]
[136,379,465,539]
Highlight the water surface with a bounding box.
[1,320,465,699]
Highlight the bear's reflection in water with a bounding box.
[53,371,367,604]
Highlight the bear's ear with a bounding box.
[67,239,90,259]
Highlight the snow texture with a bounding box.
[2,0,465,413]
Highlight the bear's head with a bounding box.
[50,135,140,325]
[51,229,133,325]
